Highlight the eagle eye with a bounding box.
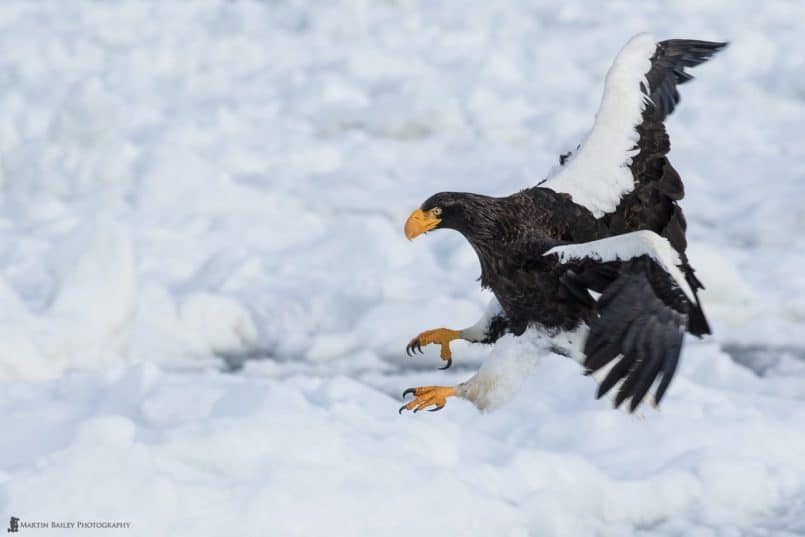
[432,207,442,216]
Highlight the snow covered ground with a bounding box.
[1,1,804,535]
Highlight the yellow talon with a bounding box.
[406,328,461,368]
[399,385,457,414]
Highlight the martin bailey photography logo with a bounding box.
[7,516,131,532]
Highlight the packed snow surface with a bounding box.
[1,2,805,536]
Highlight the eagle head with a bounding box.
[404,192,477,240]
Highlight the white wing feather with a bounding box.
[544,230,695,302]
[540,33,656,217]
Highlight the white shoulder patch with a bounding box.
[544,230,695,302]
[541,33,656,218]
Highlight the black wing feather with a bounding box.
[563,256,699,412]
[645,39,728,122]
[628,324,667,411]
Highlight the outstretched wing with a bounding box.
[540,34,727,219]
[546,231,707,412]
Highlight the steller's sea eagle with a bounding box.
[399,34,726,414]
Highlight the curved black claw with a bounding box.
[438,357,452,370]
[399,388,417,414]
[405,340,423,356]
[429,404,445,412]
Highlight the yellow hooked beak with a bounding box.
[404,208,442,240]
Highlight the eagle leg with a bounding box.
[398,385,457,414]
[405,328,461,369]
